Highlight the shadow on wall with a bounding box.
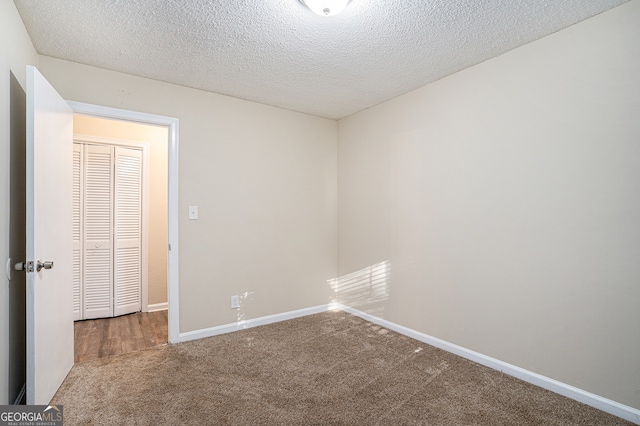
[8,71,27,404]
[328,261,391,318]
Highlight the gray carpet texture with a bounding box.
[53,311,632,425]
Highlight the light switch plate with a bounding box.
[188,206,198,220]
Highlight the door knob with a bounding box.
[14,260,54,272]
[37,260,54,272]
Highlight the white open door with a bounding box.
[25,65,74,404]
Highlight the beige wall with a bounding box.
[38,56,338,333]
[337,1,640,409]
[73,115,169,306]
[3,0,638,413]
[0,1,39,404]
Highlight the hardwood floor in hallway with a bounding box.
[74,310,168,363]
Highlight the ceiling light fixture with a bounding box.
[300,0,351,17]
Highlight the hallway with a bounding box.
[74,311,167,363]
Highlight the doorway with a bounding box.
[68,101,180,348]
[71,114,169,360]
[18,67,179,403]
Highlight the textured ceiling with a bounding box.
[14,0,628,119]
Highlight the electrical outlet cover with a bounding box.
[231,295,240,309]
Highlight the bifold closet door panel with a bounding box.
[72,143,83,320]
[113,146,142,317]
[83,144,114,319]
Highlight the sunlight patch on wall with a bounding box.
[328,261,391,317]
[236,291,254,328]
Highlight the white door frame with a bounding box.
[68,101,180,344]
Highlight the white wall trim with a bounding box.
[337,304,640,425]
[67,101,180,344]
[176,304,333,343]
[13,383,26,405]
[147,302,168,312]
[167,300,639,423]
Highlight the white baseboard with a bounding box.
[169,301,639,424]
[176,304,332,343]
[147,302,168,312]
[13,383,26,405]
[337,304,640,425]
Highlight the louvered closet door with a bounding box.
[113,146,142,316]
[83,144,114,319]
[72,144,83,320]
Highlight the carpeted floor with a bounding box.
[53,311,632,425]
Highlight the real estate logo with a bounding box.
[0,405,63,426]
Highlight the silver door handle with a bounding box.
[37,260,54,272]
[14,260,54,272]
